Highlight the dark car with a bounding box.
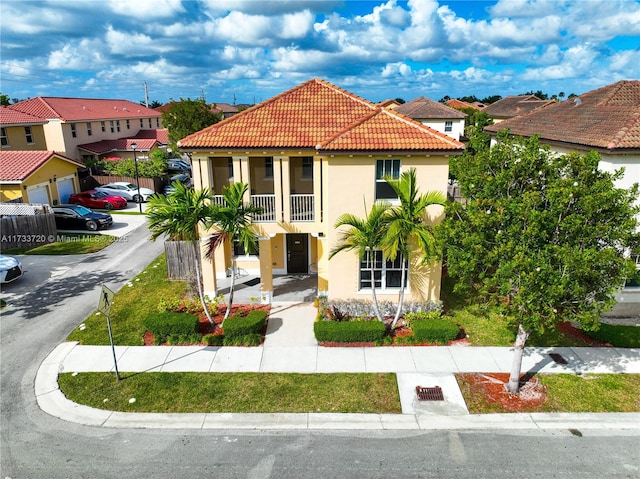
[68,190,128,210]
[52,205,113,231]
[163,173,192,194]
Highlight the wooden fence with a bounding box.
[164,240,200,280]
[1,213,57,249]
[81,175,166,193]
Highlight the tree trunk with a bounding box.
[390,254,406,330]
[223,256,236,322]
[506,323,530,394]
[193,242,214,326]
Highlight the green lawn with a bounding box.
[58,372,401,414]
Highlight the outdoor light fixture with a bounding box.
[131,142,142,213]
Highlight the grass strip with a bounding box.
[58,372,401,414]
[457,373,640,414]
[584,323,640,348]
[3,233,117,255]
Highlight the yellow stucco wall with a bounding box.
[1,124,47,150]
[0,185,22,202]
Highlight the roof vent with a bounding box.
[573,98,582,106]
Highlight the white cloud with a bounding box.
[280,11,315,38]
[108,0,185,19]
[520,44,599,80]
[381,62,412,78]
[490,0,568,18]
[105,26,174,55]
[47,39,107,70]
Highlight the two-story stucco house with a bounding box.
[0,105,48,151]
[179,78,464,303]
[8,97,164,162]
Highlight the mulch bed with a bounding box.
[457,372,547,412]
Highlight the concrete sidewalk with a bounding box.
[35,301,640,431]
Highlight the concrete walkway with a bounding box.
[35,301,640,430]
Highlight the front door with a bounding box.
[286,234,308,274]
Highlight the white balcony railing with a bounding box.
[212,195,226,207]
[290,194,315,222]
[251,194,276,222]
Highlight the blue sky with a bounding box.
[1,0,639,105]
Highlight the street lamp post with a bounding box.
[131,142,142,213]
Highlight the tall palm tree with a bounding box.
[204,182,262,321]
[329,200,391,322]
[146,181,217,325]
[383,168,446,330]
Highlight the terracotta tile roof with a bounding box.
[78,138,158,154]
[378,99,401,109]
[485,80,640,151]
[446,99,482,111]
[179,79,463,153]
[482,95,554,119]
[394,96,467,120]
[9,97,161,122]
[133,128,169,144]
[0,105,48,126]
[0,150,82,182]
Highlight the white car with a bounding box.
[95,182,155,203]
[0,255,23,283]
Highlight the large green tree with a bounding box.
[161,98,222,151]
[329,201,391,322]
[146,182,218,325]
[383,168,447,330]
[440,133,639,393]
[205,182,263,321]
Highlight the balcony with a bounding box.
[251,194,275,222]
[291,194,314,222]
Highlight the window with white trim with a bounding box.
[264,157,273,179]
[445,120,453,132]
[86,122,92,136]
[101,121,105,132]
[1,128,8,147]
[126,119,130,129]
[302,157,313,180]
[70,123,77,138]
[25,126,33,144]
[233,239,259,256]
[359,250,408,290]
[109,121,114,133]
[116,120,121,132]
[375,159,400,200]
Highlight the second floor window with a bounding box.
[110,121,114,133]
[116,120,121,132]
[25,126,33,144]
[148,118,152,128]
[1,127,8,147]
[445,121,453,132]
[264,157,273,179]
[70,123,77,138]
[87,122,92,136]
[302,157,313,180]
[126,119,130,129]
[375,159,400,201]
[101,121,105,132]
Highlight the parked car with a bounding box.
[0,255,23,283]
[95,182,155,203]
[163,173,193,194]
[52,205,113,231]
[167,159,191,172]
[68,190,127,210]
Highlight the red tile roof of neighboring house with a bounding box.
[179,78,464,152]
[482,95,554,119]
[394,96,467,120]
[78,138,158,155]
[0,150,82,182]
[378,99,401,109]
[133,128,169,144]
[446,99,482,111]
[0,105,48,126]
[484,80,640,151]
[9,97,161,122]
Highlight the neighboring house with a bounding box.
[393,96,467,141]
[378,99,402,109]
[445,99,483,111]
[179,78,464,303]
[0,150,83,204]
[77,129,169,162]
[484,79,640,314]
[0,106,48,150]
[482,94,554,123]
[8,97,163,162]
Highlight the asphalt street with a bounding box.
[1,220,639,479]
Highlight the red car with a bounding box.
[68,190,127,210]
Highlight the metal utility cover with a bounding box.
[415,386,444,401]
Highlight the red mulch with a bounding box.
[557,321,611,346]
[458,372,547,412]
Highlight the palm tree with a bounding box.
[204,182,262,321]
[383,168,446,330]
[329,200,391,322]
[146,181,217,325]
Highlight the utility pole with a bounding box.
[144,81,149,108]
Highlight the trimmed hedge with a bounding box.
[223,310,268,339]
[143,312,199,342]
[314,320,386,343]
[412,319,459,344]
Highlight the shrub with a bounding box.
[203,334,225,346]
[223,334,262,346]
[314,320,386,343]
[404,310,442,328]
[325,299,443,320]
[412,319,459,344]
[143,312,199,343]
[223,310,268,339]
